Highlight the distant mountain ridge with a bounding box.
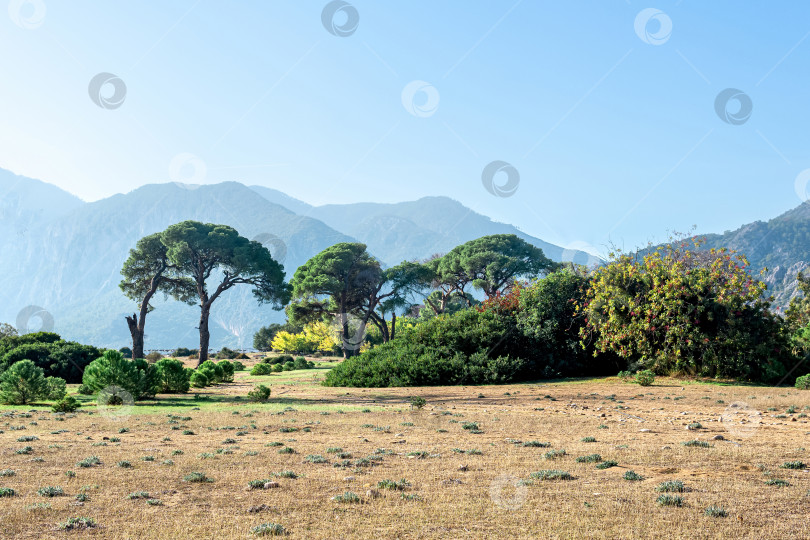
[0,171,590,349]
[699,202,810,308]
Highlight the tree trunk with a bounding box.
[198,305,211,366]
[125,313,145,359]
[390,312,397,341]
[341,315,352,359]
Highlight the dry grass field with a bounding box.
[1,357,809,539]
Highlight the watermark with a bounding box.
[332,312,366,352]
[88,72,127,110]
[560,241,602,269]
[16,305,54,334]
[96,385,135,420]
[793,169,810,203]
[489,474,528,510]
[481,160,519,198]
[634,8,672,45]
[8,0,46,29]
[169,153,207,186]
[401,80,440,118]
[719,401,761,438]
[321,0,359,37]
[252,233,288,265]
[714,88,752,125]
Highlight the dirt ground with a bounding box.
[1,360,809,539]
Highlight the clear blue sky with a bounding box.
[1,1,809,256]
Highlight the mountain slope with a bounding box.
[278,195,591,265]
[0,181,353,349]
[699,202,810,308]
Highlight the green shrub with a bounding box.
[634,370,655,386]
[657,495,684,507]
[656,480,685,492]
[51,396,81,413]
[214,347,239,360]
[282,361,295,371]
[251,363,273,376]
[144,351,162,363]
[0,488,15,497]
[44,376,67,400]
[704,506,728,517]
[82,350,157,400]
[171,347,196,357]
[77,384,93,395]
[154,358,190,393]
[218,360,235,382]
[0,333,101,383]
[189,371,208,388]
[293,357,312,370]
[0,360,49,404]
[248,384,271,402]
[796,374,810,390]
[623,470,644,481]
[250,523,286,536]
[529,470,573,480]
[272,364,283,373]
[119,346,133,357]
[38,486,64,497]
[198,360,224,384]
[232,361,246,371]
[264,354,295,365]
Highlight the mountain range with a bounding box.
[0,170,594,350]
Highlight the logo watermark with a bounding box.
[169,153,207,186]
[489,474,528,510]
[401,80,440,118]
[321,1,359,37]
[482,160,519,198]
[8,0,46,29]
[97,385,135,420]
[634,8,672,45]
[16,305,54,334]
[252,233,288,265]
[88,72,127,110]
[714,88,752,125]
[719,401,761,438]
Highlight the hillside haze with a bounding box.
[0,171,592,349]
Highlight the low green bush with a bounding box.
[82,350,157,400]
[796,374,810,390]
[248,384,271,402]
[251,363,273,376]
[155,358,190,393]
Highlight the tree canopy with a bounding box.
[160,221,290,364]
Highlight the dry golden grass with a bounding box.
[1,361,809,539]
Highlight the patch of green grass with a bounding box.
[681,440,711,448]
[250,523,286,536]
[595,460,618,469]
[575,454,602,463]
[544,449,566,460]
[766,479,790,487]
[657,495,684,507]
[780,461,806,470]
[623,470,644,481]
[377,478,410,491]
[656,480,685,493]
[183,472,213,483]
[581,436,597,443]
[704,506,728,517]
[521,441,551,448]
[38,486,64,497]
[530,470,573,480]
[332,491,361,503]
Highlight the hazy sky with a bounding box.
[2,1,809,256]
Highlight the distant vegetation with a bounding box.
[1,224,810,400]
